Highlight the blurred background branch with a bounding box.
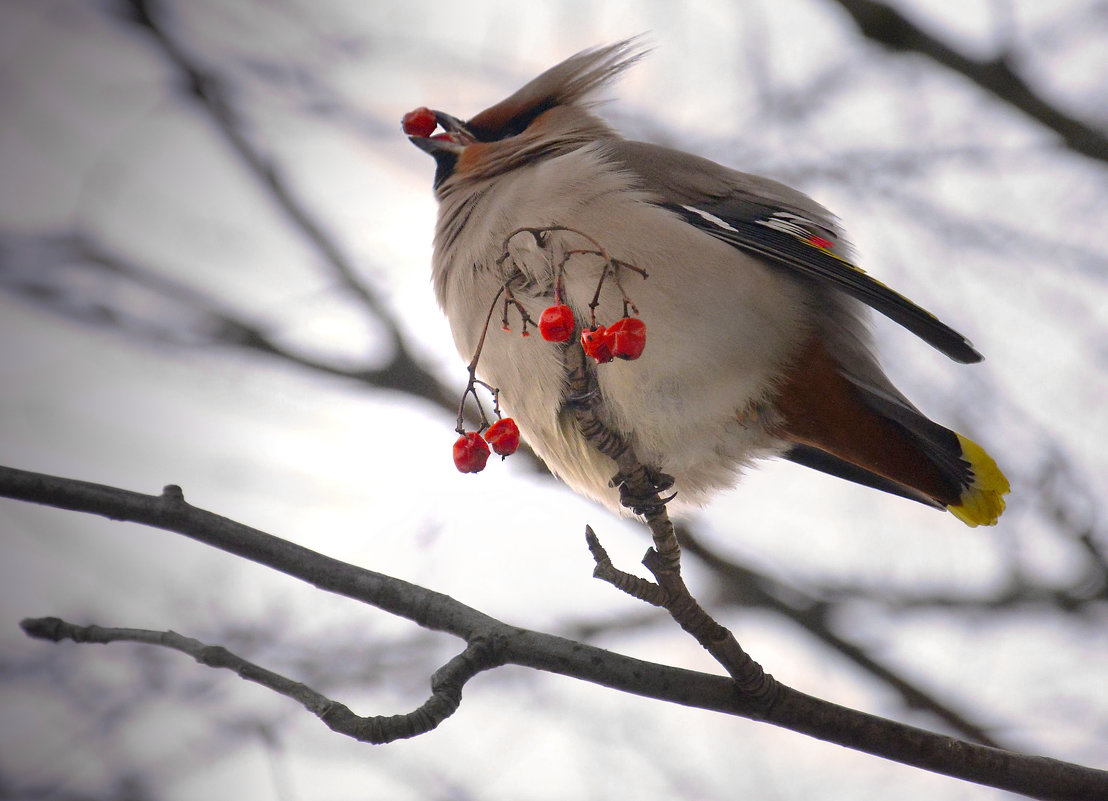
[828,0,1108,163]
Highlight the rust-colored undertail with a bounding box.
[773,338,1008,526]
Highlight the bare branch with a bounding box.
[20,617,499,744]
[827,0,1108,163]
[4,467,1104,799]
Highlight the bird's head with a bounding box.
[403,39,646,194]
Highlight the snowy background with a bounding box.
[1,1,1106,799]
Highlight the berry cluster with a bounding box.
[581,316,646,363]
[539,303,646,363]
[452,418,520,473]
[450,226,649,474]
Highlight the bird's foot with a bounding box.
[612,467,676,515]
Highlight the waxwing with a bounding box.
[405,40,1009,526]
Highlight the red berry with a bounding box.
[539,304,575,342]
[452,432,490,473]
[607,317,646,360]
[485,418,520,457]
[402,107,437,138]
[581,326,613,363]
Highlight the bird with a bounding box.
[405,40,1009,527]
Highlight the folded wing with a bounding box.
[606,140,982,364]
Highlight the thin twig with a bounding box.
[585,526,669,606]
[20,617,499,744]
[456,286,506,432]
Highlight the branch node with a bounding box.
[586,526,669,606]
[20,616,66,642]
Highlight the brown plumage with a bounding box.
[773,338,961,506]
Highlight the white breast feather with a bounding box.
[433,147,816,512]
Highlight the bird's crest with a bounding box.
[467,38,648,141]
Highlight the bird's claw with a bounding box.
[612,468,676,515]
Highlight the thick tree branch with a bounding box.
[3,464,1106,801]
[827,0,1108,164]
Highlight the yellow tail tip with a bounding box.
[947,434,1011,527]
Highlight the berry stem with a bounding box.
[497,226,647,328]
[501,283,535,335]
[457,285,505,434]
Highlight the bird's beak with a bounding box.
[409,111,475,155]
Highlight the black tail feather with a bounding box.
[784,443,944,508]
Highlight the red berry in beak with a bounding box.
[485,418,520,457]
[402,107,437,138]
[452,432,490,473]
[607,317,646,360]
[581,326,613,363]
[539,304,575,342]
